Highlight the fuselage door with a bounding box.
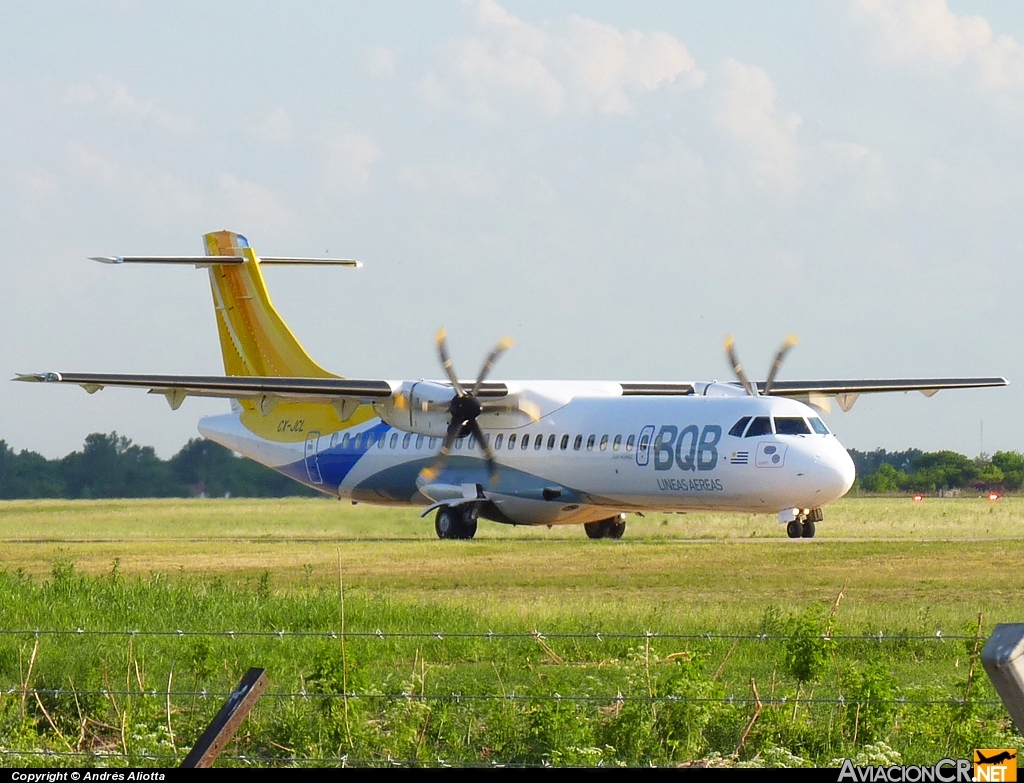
[304,430,323,484]
[636,425,655,467]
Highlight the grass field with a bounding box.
[0,497,1021,767]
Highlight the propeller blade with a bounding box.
[470,419,499,484]
[436,327,466,397]
[418,418,461,484]
[472,336,514,397]
[724,335,756,396]
[764,334,800,395]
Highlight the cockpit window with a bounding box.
[774,417,811,435]
[744,416,772,437]
[728,416,751,437]
[808,417,830,435]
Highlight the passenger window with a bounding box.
[390,433,398,448]
[330,433,339,449]
[495,434,504,450]
[365,433,375,448]
[508,434,517,449]
[428,437,437,449]
[415,435,423,449]
[560,434,569,450]
[586,435,595,451]
[456,437,464,450]
[744,417,772,437]
[342,433,351,449]
[522,434,531,450]
[774,417,811,435]
[600,435,608,451]
[379,433,387,448]
[729,416,751,437]
[547,434,556,450]
[484,434,491,449]
[809,418,830,435]
[468,435,476,450]
[353,434,362,450]
[626,434,635,452]
[573,435,582,451]
[613,435,622,451]
[402,433,411,448]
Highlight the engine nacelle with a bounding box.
[696,382,750,398]
[374,380,455,437]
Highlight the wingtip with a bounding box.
[90,256,121,264]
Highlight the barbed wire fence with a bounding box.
[0,625,1004,768]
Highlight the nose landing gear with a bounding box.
[785,508,823,539]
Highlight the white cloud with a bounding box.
[66,140,121,186]
[322,132,382,198]
[425,0,704,120]
[216,173,295,234]
[367,46,399,78]
[65,79,194,136]
[250,107,294,145]
[854,0,1024,89]
[398,163,492,198]
[712,59,802,191]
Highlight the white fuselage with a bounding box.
[198,381,856,527]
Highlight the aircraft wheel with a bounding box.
[584,520,606,539]
[435,506,458,539]
[801,519,816,539]
[458,507,478,540]
[786,520,803,539]
[608,517,626,539]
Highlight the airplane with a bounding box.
[16,231,1008,540]
[976,751,1016,765]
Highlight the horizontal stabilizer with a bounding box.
[259,257,361,267]
[91,256,245,267]
[90,255,360,268]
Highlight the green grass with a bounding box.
[0,497,1021,767]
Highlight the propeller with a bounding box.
[724,334,800,396]
[418,329,534,485]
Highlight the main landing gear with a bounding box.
[584,514,627,540]
[785,508,823,539]
[435,505,478,540]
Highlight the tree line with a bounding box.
[848,448,1024,494]
[0,433,317,499]
[2,433,1021,499]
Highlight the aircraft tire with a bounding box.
[435,506,458,539]
[608,517,626,539]
[801,519,816,539]
[584,520,607,539]
[786,520,803,539]
[458,508,478,540]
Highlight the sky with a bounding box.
[2,0,1023,460]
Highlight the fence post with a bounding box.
[981,624,1024,731]
[181,667,269,768]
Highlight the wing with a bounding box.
[13,371,509,415]
[758,377,1008,412]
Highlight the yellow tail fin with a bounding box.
[204,230,337,378]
